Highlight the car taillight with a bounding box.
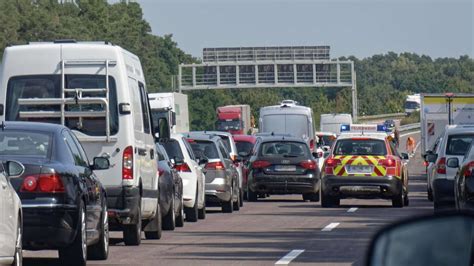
[123,146,134,180]
[324,157,341,175]
[206,161,226,170]
[21,173,64,193]
[175,163,191,172]
[158,167,165,177]
[436,157,446,174]
[309,139,315,151]
[463,161,474,177]
[379,157,396,167]
[252,160,271,169]
[300,160,317,170]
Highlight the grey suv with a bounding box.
[185,133,240,213]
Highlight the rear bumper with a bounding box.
[249,174,320,194]
[432,179,454,203]
[205,181,232,202]
[22,204,78,250]
[322,175,402,199]
[106,186,140,227]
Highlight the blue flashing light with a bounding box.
[340,124,350,132]
[377,125,388,132]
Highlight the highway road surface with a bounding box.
[24,131,429,266]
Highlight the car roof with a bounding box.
[184,132,221,142]
[315,131,337,136]
[258,136,307,143]
[337,132,389,141]
[232,134,257,143]
[444,125,474,135]
[194,131,232,138]
[3,121,66,133]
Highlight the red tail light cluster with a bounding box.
[324,157,341,175]
[436,157,447,174]
[300,160,317,170]
[123,146,134,180]
[158,167,165,177]
[21,173,65,193]
[309,139,315,151]
[175,163,192,172]
[206,161,225,170]
[252,160,271,169]
[463,161,474,177]
[379,157,396,167]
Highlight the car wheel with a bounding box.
[303,192,320,202]
[124,200,143,245]
[233,187,241,211]
[198,200,206,220]
[239,189,244,207]
[12,215,22,266]
[59,201,87,266]
[185,188,199,222]
[403,193,410,206]
[321,192,339,208]
[248,189,258,202]
[144,202,162,239]
[427,187,433,201]
[88,203,109,260]
[162,195,176,231]
[222,186,234,213]
[175,196,185,227]
[392,193,404,208]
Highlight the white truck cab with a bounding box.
[0,41,165,245]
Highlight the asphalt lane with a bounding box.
[24,131,432,266]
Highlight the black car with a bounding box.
[247,136,321,202]
[0,122,110,266]
[156,143,185,231]
[451,143,474,211]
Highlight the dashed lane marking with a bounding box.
[275,249,305,265]
[347,207,358,213]
[321,222,340,232]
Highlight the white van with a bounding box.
[320,113,353,135]
[0,41,163,246]
[259,100,316,151]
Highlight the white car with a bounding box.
[162,134,206,222]
[425,136,443,201]
[426,125,474,210]
[0,161,24,266]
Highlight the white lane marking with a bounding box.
[275,249,305,265]
[400,130,420,138]
[321,222,340,231]
[347,207,358,213]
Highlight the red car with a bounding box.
[233,135,257,197]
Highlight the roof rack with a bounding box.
[18,59,116,142]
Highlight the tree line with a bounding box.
[1,0,472,130]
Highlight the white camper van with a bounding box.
[0,41,164,246]
[259,100,316,150]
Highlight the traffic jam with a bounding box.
[0,42,473,266]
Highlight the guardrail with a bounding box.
[399,123,420,132]
[357,112,406,121]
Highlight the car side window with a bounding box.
[138,82,151,134]
[219,143,230,160]
[69,131,90,166]
[183,139,196,160]
[389,141,400,157]
[156,147,165,161]
[62,130,87,167]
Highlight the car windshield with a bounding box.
[262,114,309,139]
[446,134,474,156]
[334,139,387,156]
[6,74,118,136]
[162,140,184,161]
[318,135,335,146]
[0,131,51,158]
[216,120,241,131]
[260,141,309,157]
[235,141,254,155]
[404,101,420,109]
[188,140,219,159]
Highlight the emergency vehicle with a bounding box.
[321,124,410,208]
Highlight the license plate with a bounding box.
[275,165,296,172]
[346,165,373,173]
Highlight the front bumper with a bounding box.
[249,174,320,194]
[322,175,402,199]
[106,186,140,228]
[22,204,78,250]
[433,179,455,203]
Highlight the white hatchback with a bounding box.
[0,161,24,266]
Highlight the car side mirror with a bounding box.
[401,153,409,160]
[199,158,209,165]
[92,157,110,170]
[446,158,459,168]
[426,153,437,163]
[322,146,330,152]
[4,160,25,177]
[367,213,474,266]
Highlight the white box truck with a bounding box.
[421,93,474,153]
[320,113,353,135]
[149,92,189,133]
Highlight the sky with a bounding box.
[126,0,472,59]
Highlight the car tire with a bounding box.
[233,187,241,211]
[427,187,433,201]
[321,192,339,208]
[392,193,404,208]
[248,188,258,202]
[175,196,185,227]
[12,215,22,266]
[303,192,320,202]
[144,202,162,239]
[403,193,409,206]
[162,195,176,231]
[59,201,87,266]
[185,189,199,222]
[88,203,109,260]
[239,189,244,207]
[198,200,206,220]
[123,201,143,245]
[222,187,234,213]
